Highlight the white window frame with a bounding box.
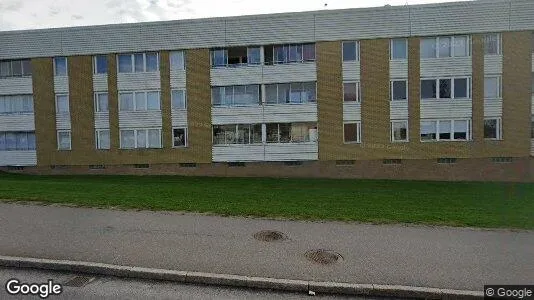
[343,122,362,144]
[0,59,32,78]
[421,36,471,59]
[391,120,409,142]
[390,79,408,101]
[420,119,472,142]
[171,89,187,109]
[118,90,161,111]
[390,38,408,60]
[264,82,317,105]
[169,51,185,71]
[483,33,501,56]
[420,77,471,100]
[55,93,69,113]
[211,85,261,107]
[342,41,360,62]
[172,127,188,148]
[483,118,502,140]
[120,128,162,149]
[57,130,71,150]
[117,52,159,73]
[343,81,361,103]
[92,55,108,75]
[53,57,68,76]
[95,129,110,150]
[94,92,109,112]
[484,75,502,99]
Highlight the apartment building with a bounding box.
[1,0,533,181]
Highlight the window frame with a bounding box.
[390,79,408,101]
[420,77,471,100]
[484,75,502,99]
[93,55,108,75]
[118,90,161,111]
[213,124,264,145]
[171,89,187,109]
[0,94,34,114]
[343,81,361,103]
[55,93,69,113]
[119,128,162,149]
[0,59,32,78]
[53,57,68,76]
[172,127,188,148]
[264,82,317,105]
[342,41,360,62]
[270,43,315,65]
[94,92,109,112]
[117,52,159,73]
[420,36,471,59]
[420,119,472,142]
[391,120,409,142]
[57,130,72,151]
[484,118,502,140]
[95,129,110,150]
[0,131,36,151]
[343,122,362,144]
[211,85,261,107]
[169,51,185,71]
[390,38,408,60]
[483,33,502,56]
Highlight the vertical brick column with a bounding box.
[107,54,119,151]
[471,34,485,145]
[160,51,172,149]
[407,37,421,146]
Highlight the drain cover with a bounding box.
[63,275,95,287]
[305,249,343,265]
[253,230,287,242]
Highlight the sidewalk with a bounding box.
[0,203,532,292]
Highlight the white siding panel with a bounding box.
[484,55,503,75]
[511,0,534,31]
[390,61,408,78]
[210,66,263,86]
[484,99,503,117]
[420,57,472,77]
[0,151,37,166]
[92,74,108,92]
[263,104,317,123]
[0,77,33,95]
[342,61,361,81]
[0,114,35,131]
[55,113,71,130]
[94,112,110,129]
[0,30,63,59]
[171,109,188,127]
[390,101,409,120]
[420,100,472,119]
[264,143,318,161]
[117,72,161,91]
[118,111,162,128]
[262,63,316,84]
[170,70,187,89]
[53,76,69,93]
[212,106,263,125]
[343,103,362,122]
[212,145,265,162]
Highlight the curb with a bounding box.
[0,255,483,299]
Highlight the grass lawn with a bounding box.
[0,172,533,229]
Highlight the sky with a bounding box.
[0,0,466,31]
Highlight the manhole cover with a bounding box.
[305,249,343,265]
[63,275,95,287]
[253,230,287,242]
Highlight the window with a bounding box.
[120,129,161,149]
[421,119,471,141]
[421,77,470,99]
[531,119,534,139]
[391,39,407,60]
[95,129,110,150]
[270,43,315,64]
[0,59,32,77]
[344,123,361,143]
[170,51,185,70]
[391,121,408,142]
[265,123,317,143]
[420,36,470,58]
[342,41,359,61]
[343,82,360,102]
[54,57,67,76]
[94,92,108,112]
[0,95,33,114]
[119,91,160,111]
[484,76,501,99]
[248,47,261,65]
[57,130,71,150]
[211,85,260,106]
[391,80,407,101]
[55,94,69,113]
[173,128,187,147]
[484,34,501,55]
[213,124,262,145]
[265,82,316,104]
[484,118,502,140]
[93,55,108,74]
[171,90,186,109]
[211,49,227,67]
[117,53,159,73]
[420,38,436,58]
[0,132,36,151]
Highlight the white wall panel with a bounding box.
[390,101,409,120]
[263,104,317,123]
[390,61,408,78]
[171,109,188,127]
[212,106,263,125]
[0,77,33,95]
[92,74,108,92]
[420,99,472,119]
[53,76,69,93]
[343,103,362,122]
[55,113,71,130]
[117,72,161,91]
[484,55,503,75]
[484,99,503,117]
[212,145,265,162]
[210,66,262,86]
[264,143,318,161]
[511,0,534,31]
[94,112,110,129]
[0,151,37,166]
[0,114,35,131]
[262,63,316,84]
[342,61,361,81]
[170,70,187,89]
[420,57,472,77]
[118,111,162,128]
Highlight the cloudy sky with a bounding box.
[1,0,465,31]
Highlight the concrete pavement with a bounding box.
[0,203,532,293]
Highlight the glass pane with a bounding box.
[147,92,160,110]
[344,123,358,142]
[289,82,303,103]
[244,85,259,105]
[438,37,451,57]
[453,36,468,57]
[248,47,261,64]
[170,51,184,70]
[22,60,32,76]
[100,130,110,149]
[420,121,437,140]
[16,132,28,150]
[0,61,11,77]
[236,124,250,144]
[0,133,5,150]
[97,93,108,112]
[134,53,144,72]
[28,132,36,150]
[119,93,134,111]
[148,129,160,148]
[121,130,135,148]
[278,84,290,104]
[274,45,287,63]
[54,57,67,76]
[391,39,407,59]
[343,42,356,61]
[173,128,186,147]
[484,119,497,139]
[233,85,247,105]
[23,95,33,112]
[421,80,436,99]
[56,95,69,113]
[343,83,357,102]
[484,34,499,55]
[58,132,70,150]
[303,44,315,61]
[454,78,468,98]
[146,53,158,72]
[265,84,278,104]
[6,132,16,150]
[392,81,407,100]
[136,130,147,148]
[279,123,291,143]
[95,55,108,74]
[392,122,407,141]
[302,82,316,102]
[11,60,22,76]
[224,87,233,105]
[420,38,436,58]
[118,55,132,73]
[290,123,312,142]
[135,92,146,110]
[212,87,223,106]
[484,77,498,98]
[453,120,468,140]
[211,50,226,67]
[266,123,279,143]
[439,79,452,99]
[439,120,452,140]
[172,90,185,109]
[289,45,303,62]
[251,124,262,143]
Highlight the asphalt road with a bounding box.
[0,203,532,291]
